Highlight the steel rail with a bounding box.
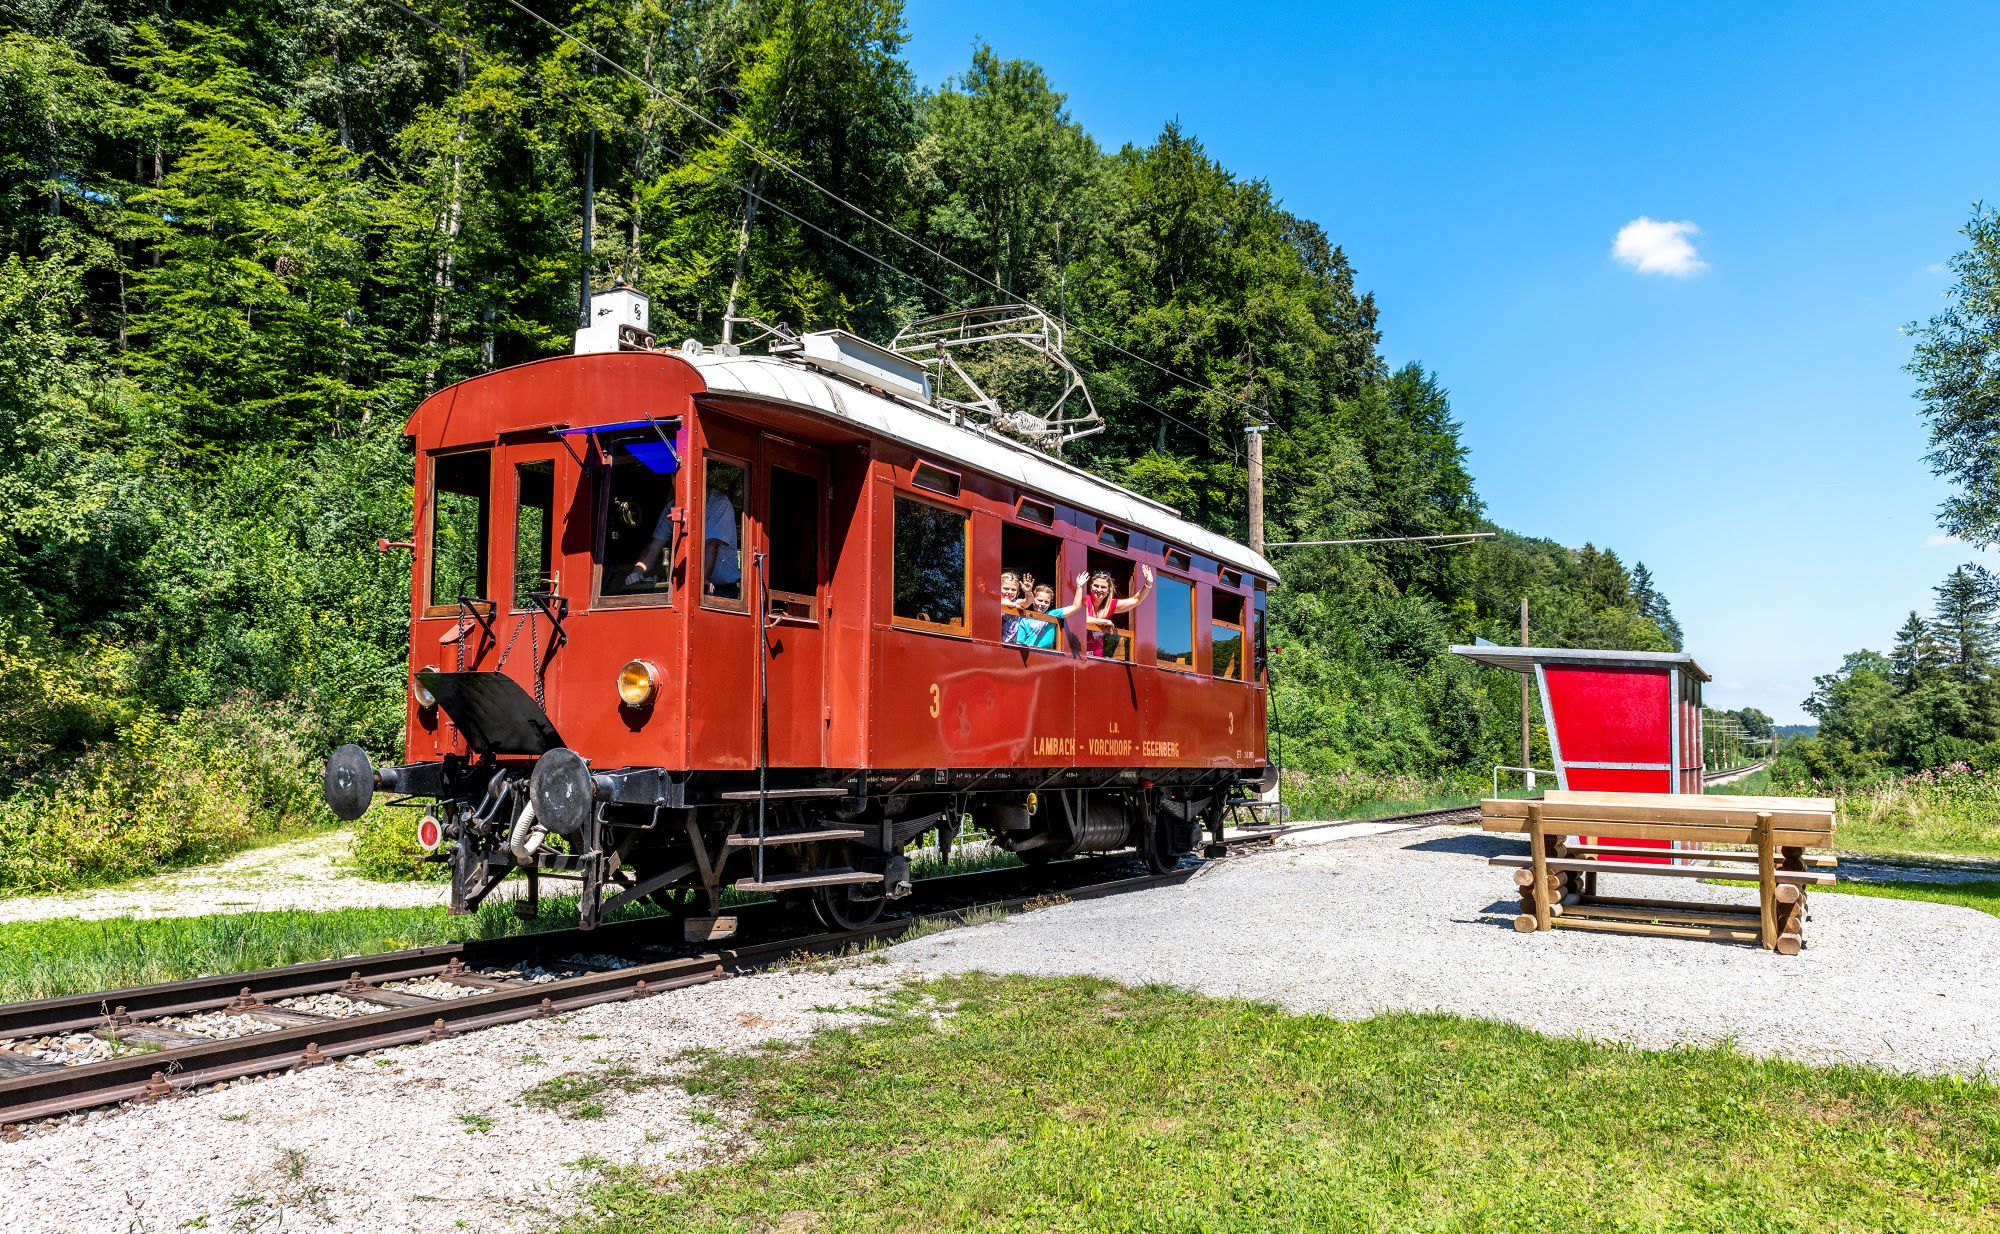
[0,863,1192,1131]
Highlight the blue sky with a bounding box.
[900,1,2000,723]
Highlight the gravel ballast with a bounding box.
[891,823,2000,1076]
[0,964,913,1233]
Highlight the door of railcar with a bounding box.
[760,438,830,767]
[494,440,569,719]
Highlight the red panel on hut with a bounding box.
[1448,646,1711,862]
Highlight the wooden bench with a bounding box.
[1480,791,1838,955]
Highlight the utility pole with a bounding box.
[1246,423,1266,556]
[1521,597,1534,791]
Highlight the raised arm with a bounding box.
[1111,563,1155,615]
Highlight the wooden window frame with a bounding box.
[1164,546,1191,572]
[1097,523,1130,551]
[890,489,971,638]
[699,452,752,615]
[1210,588,1248,681]
[765,457,824,625]
[508,457,560,613]
[1153,570,1198,673]
[422,446,492,619]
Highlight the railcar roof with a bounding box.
[690,353,1281,585]
[1448,645,1711,682]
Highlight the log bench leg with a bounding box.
[1775,883,1806,956]
[1755,811,1777,951]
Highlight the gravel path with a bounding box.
[0,962,915,1233]
[890,823,2000,1076]
[0,830,502,924]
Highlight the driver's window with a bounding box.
[596,432,678,605]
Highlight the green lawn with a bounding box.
[564,974,2000,1233]
[0,896,660,1002]
[1818,878,2000,919]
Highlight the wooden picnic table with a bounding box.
[1480,790,1838,955]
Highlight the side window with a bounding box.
[893,493,967,632]
[1211,590,1246,680]
[512,460,555,609]
[1001,521,1063,652]
[1083,549,1133,662]
[1154,573,1194,670]
[700,457,748,611]
[597,433,679,604]
[428,450,489,611]
[767,464,821,620]
[1253,585,1269,680]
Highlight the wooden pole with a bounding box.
[1246,425,1266,556]
[1527,803,1552,931]
[1755,810,1777,950]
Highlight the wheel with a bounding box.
[813,881,887,931]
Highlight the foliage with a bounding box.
[1910,203,2000,547]
[0,696,326,894]
[1770,761,2000,858]
[348,804,451,882]
[566,974,2000,1232]
[0,4,1685,886]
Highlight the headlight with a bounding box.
[412,666,438,709]
[617,659,658,707]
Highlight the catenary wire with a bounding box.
[376,0,1240,459]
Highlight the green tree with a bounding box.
[1931,563,1998,683]
[1890,610,1947,688]
[1910,204,2000,546]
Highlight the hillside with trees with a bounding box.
[0,0,1682,889]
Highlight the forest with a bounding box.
[0,0,1682,890]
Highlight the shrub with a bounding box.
[349,805,449,882]
[0,695,330,894]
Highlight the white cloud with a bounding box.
[1926,532,1961,548]
[1611,217,1707,277]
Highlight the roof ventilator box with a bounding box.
[785,329,933,404]
[574,284,655,355]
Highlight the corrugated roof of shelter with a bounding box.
[1448,645,1711,682]
[691,353,1281,584]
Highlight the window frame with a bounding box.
[765,458,824,624]
[912,460,962,498]
[509,457,558,613]
[422,447,492,619]
[1081,549,1136,663]
[589,431,681,611]
[1152,570,1198,672]
[1210,588,1248,682]
[890,489,972,638]
[1016,496,1056,527]
[698,451,752,615]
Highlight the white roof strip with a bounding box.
[1449,645,1711,682]
[691,354,1280,584]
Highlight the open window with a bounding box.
[767,462,821,621]
[700,455,748,611]
[427,450,489,614]
[512,460,555,609]
[1001,522,1063,651]
[1082,549,1134,662]
[1154,572,1195,670]
[1211,589,1246,680]
[893,492,968,633]
[595,431,679,605]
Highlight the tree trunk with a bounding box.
[720,164,766,346]
[422,51,469,394]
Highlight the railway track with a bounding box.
[0,856,1189,1133]
[0,801,1487,1135]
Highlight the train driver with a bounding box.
[624,504,675,588]
[702,481,742,599]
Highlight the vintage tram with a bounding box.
[323,289,1279,937]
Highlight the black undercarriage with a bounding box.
[356,754,1247,937]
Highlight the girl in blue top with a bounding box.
[1009,582,1072,649]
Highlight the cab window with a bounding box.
[597,432,678,604]
[893,493,967,632]
[428,450,489,612]
[700,457,748,610]
[513,460,555,609]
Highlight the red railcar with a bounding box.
[324,294,1279,934]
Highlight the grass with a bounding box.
[563,975,2000,1233]
[521,1064,665,1120]
[1812,879,2000,919]
[0,895,664,1002]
